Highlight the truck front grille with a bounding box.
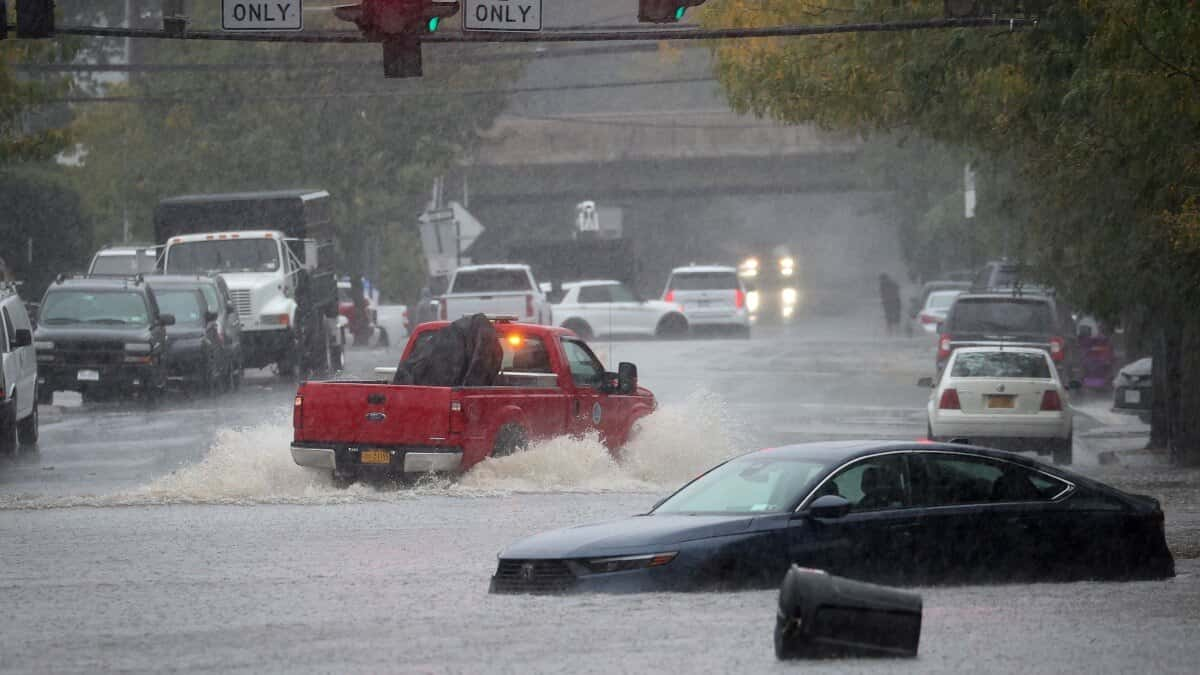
[229,290,253,318]
[57,341,125,366]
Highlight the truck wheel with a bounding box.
[655,313,688,339]
[562,319,593,341]
[1052,433,1073,465]
[492,424,529,458]
[17,396,39,447]
[37,385,53,406]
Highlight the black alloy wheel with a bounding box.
[0,401,19,456]
[655,313,689,339]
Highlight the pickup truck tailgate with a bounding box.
[296,381,451,446]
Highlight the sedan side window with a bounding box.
[821,455,910,512]
[914,454,1070,506]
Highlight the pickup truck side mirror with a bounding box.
[159,313,176,327]
[13,328,32,348]
[799,494,851,520]
[618,362,638,395]
[204,311,219,323]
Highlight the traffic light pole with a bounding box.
[382,33,421,78]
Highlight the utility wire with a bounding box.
[48,75,719,105]
[53,16,1034,44]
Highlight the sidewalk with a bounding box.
[1073,397,1160,467]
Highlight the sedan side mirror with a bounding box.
[159,313,176,327]
[618,362,638,395]
[13,328,32,348]
[804,494,851,520]
[917,376,934,388]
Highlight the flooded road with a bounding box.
[2,303,1196,673]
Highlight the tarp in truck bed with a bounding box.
[392,314,503,387]
[154,189,334,243]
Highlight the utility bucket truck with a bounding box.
[154,190,341,379]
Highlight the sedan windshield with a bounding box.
[40,291,150,327]
[654,456,829,514]
[166,239,280,274]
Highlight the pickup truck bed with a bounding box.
[292,320,654,482]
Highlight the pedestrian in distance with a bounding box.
[879,273,901,336]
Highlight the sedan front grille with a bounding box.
[491,559,576,594]
[229,290,253,318]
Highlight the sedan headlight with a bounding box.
[583,552,677,574]
[124,343,152,353]
[781,288,798,306]
[34,340,54,350]
[746,290,761,312]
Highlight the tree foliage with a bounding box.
[68,4,521,302]
[703,0,1200,459]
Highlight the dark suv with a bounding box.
[936,292,1080,381]
[147,275,244,393]
[33,276,174,404]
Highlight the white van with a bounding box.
[1,284,39,454]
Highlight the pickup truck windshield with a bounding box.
[154,290,205,327]
[167,239,280,274]
[949,299,1054,334]
[654,456,829,515]
[40,290,151,327]
[452,270,530,294]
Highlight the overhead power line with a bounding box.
[48,75,719,105]
[54,16,1035,45]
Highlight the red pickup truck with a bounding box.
[291,320,656,483]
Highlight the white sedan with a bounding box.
[549,280,689,339]
[923,346,1075,464]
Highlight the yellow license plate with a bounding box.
[360,450,391,465]
[986,396,1016,409]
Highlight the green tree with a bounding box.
[68,4,521,304]
[703,0,1200,461]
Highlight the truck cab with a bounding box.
[154,190,341,378]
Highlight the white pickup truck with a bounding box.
[439,264,550,325]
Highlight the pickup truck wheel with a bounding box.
[655,313,688,339]
[562,319,593,341]
[37,385,53,406]
[492,424,529,458]
[18,396,39,447]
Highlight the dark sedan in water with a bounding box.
[490,441,1174,594]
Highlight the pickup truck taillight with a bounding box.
[1040,390,1063,411]
[449,399,465,434]
[293,394,303,431]
[937,335,952,362]
[525,294,534,319]
[1049,336,1065,362]
[938,388,961,410]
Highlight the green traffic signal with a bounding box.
[427,16,439,32]
[675,6,686,20]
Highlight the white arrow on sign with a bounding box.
[464,0,543,32]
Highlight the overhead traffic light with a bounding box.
[638,0,706,24]
[334,0,460,78]
[15,0,54,38]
